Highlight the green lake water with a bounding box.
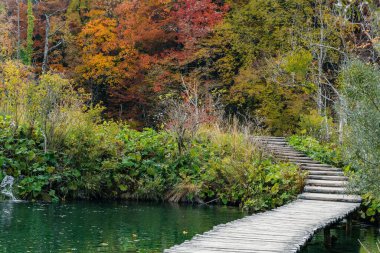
[1,201,379,253]
[0,201,245,253]
[301,220,380,253]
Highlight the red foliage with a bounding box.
[105,0,227,122]
[116,0,176,57]
[173,0,226,55]
[6,0,228,123]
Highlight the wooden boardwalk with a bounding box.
[165,136,361,253]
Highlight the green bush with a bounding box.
[0,115,305,212]
[116,125,305,211]
[298,110,335,140]
[340,59,380,223]
[360,193,380,223]
[287,135,343,167]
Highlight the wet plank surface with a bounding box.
[165,200,359,253]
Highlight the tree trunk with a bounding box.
[338,98,346,145]
[317,1,325,116]
[26,0,34,65]
[16,0,20,60]
[317,0,329,141]
[42,14,50,73]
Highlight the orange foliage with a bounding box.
[76,9,138,86]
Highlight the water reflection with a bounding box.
[301,219,380,253]
[0,201,245,252]
[0,202,14,228]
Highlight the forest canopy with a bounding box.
[0,0,379,217]
[0,0,378,134]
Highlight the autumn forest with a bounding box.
[0,0,356,129]
[0,1,379,250]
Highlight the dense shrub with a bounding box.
[0,115,304,211]
[360,193,380,223]
[287,135,343,167]
[298,110,335,140]
[340,60,380,200]
[340,60,380,223]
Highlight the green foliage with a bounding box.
[0,61,102,153]
[340,59,380,222]
[360,192,380,223]
[115,125,304,210]
[298,110,335,139]
[0,112,304,212]
[176,127,305,210]
[282,49,313,82]
[287,135,343,167]
[0,116,48,199]
[24,0,35,65]
[0,114,123,201]
[340,60,380,197]
[223,0,312,66]
[0,61,33,127]
[199,0,319,135]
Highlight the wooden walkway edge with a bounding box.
[164,136,361,253]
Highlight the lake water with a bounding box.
[1,201,379,253]
[301,219,380,253]
[0,201,245,253]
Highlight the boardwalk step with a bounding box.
[260,142,288,145]
[296,161,328,165]
[272,151,302,154]
[254,140,286,142]
[301,166,340,171]
[274,152,307,156]
[283,160,316,164]
[266,145,290,148]
[275,152,310,156]
[304,186,347,194]
[299,163,333,168]
[307,170,344,176]
[308,175,348,181]
[280,156,312,160]
[284,158,315,163]
[265,143,289,145]
[267,145,294,148]
[253,138,286,142]
[271,148,301,151]
[253,136,285,139]
[299,193,361,203]
[306,179,347,187]
[274,153,307,157]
